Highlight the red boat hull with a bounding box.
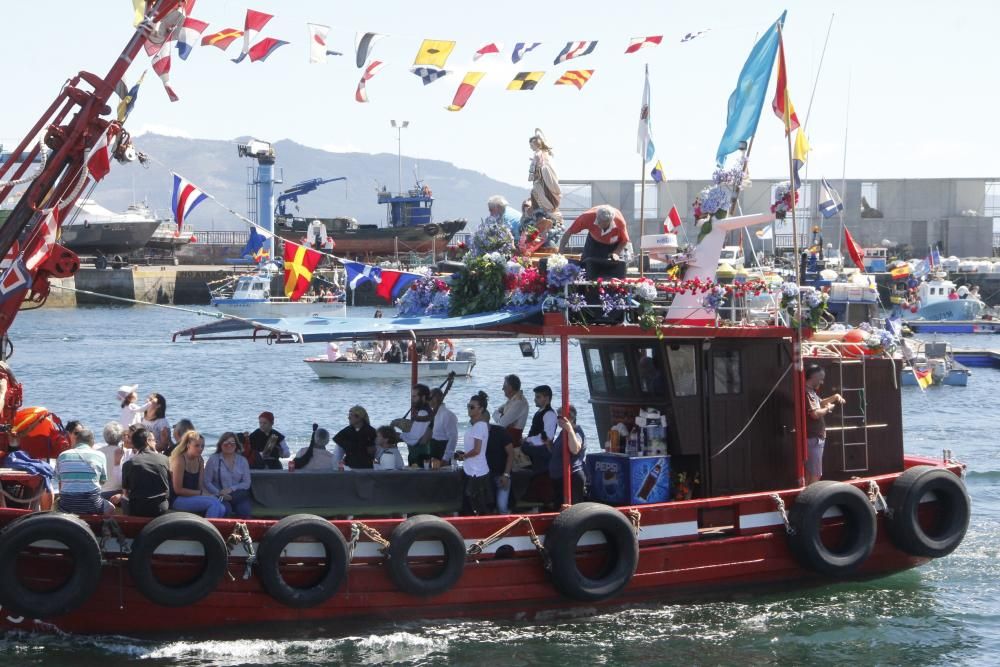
[0,458,959,637]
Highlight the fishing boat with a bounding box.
[0,4,971,638]
[896,274,985,322]
[209,265,346,319]
[275,182,466,258]
[304,342,475,379]
[901,340,971,387]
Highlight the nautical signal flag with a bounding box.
[171,173,208,231]
[344,260,382,290]
[553,41,598,65]
[413,40,456,68]
[85,126,116,181]
[374,268,420,302]
[248,38,288,63]
[0,258,31,306]
[240,227,269,258]
[447,72,486,111]
[771,34,800,136]
[512,42,541,63]
[913,367,933,390]
[150,43,179,102]
[24,207,60,272]
[554,70,594,90]
[283,243,323,301]
[680,29,710,43]
[625,36,662,53]
[307,23,331,64]
[202,29,243,51]
[355,32,385,68]
[664,206,682,232]
[792,128,810,188]
[355,60,386,103]
[638,64,655,163]
[232,9,274,63]
[650,160,665,183]
[412,67,449,86]
[507,72,544,91]
[176,17,208,60]
[844,227,866,272]
[474,42,503,60]
[818,178,844,218]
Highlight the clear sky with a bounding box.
[1,1,997,188]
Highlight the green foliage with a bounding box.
[448,256,508,316]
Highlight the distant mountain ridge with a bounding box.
[92,134,524,232]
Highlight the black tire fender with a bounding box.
[0,512,102,618]
[386,515,466,597]
[886,465,970,558]
[128,513,229,607]
[256,514,349,608]
[545,502,638,602]
[788,481,877,577]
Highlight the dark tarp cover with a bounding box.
[173,305,544,343]
[249,469,464,517]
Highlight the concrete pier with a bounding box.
[43,266,233,307]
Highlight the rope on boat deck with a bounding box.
[99,517,130,559]
[0,483,47,505]
[771,494,795,536]
[867,480,889,516]
[347,521,392,562]
[466,516,550,571]
[225,522,257,581]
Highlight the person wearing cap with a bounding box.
[557,205,630,262]
[118,384,151,428]
[248,411,289,470]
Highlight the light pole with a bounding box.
[390,120,409,195]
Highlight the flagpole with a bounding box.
[639,150,647,278]
[838,68,852,258]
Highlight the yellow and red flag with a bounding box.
[771,35,800,136]
[913,367,933,390]
[447,72,486,111]
[555,70,594,90]
[283,243,322,301]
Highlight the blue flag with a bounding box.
[715,11,787,166]
[344,260,382,290]
[650,160,665,183]
[818,178,844,218]
[240,227,267,258]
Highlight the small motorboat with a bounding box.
[210,264,346,319]
[901,340,971,387]
[304,343,476,379]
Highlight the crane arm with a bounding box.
[275,177,346,216]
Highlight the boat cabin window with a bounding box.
[584,347,608,393]
[609,350,631,393]
[712,350,742,395]
[637,346,666,396]
[666,344,697,397]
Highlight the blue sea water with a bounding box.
[1,307,998,666]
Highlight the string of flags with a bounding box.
[128,2,715,110]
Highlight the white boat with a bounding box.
[901,340,971,387]
[304,357,475,380]
[210,266,346,319]
[897,274,985,322]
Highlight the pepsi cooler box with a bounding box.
[588,453,671,505]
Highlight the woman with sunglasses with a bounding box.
[204,431,253,518]
[462,391,493,515]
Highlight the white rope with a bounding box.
[0,143,48,189]
[711,363,793,459]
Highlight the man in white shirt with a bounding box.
[491,374,529,445]
[392,384,432,466]
[426,388,459,464]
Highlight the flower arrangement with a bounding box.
[858,322,897,354]
[693,185,732,245]
[771,182,799,220]
[446,241,468,261]
[779,283,829,329]
[449,253,508,316]
[701,285,727,310]
[544,253,583,290]
[397,276,450,317]
[518,223,543,256]
[469,216,516,259]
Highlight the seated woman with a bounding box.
[169,430,226,518]
[373,426,405,470]
[204,431,253,518]
[293,427,335,471]
[333,406,376,469]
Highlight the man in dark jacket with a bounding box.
[121,428,170,517]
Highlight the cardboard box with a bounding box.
[588,453,671,505]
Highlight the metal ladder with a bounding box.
[835,357,870,473]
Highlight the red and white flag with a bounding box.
[151,43,179,101]
[664,206,683,232]
[307,23,331,63]
[25,207,60,271]
[248,37,288,62]
[85,127,115,181]
[355,60,386,103]
[176,17,208,60]
[473,42,503,60]
[625,36,662,54]
[233,9,273,63]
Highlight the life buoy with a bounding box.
[128,513,229,607]
[0,512,102,617]
[386,515,466,597]
[439,339,455,361]
[886,465,970,558]
[424,223,440,237]
[788,481,876,576]
[256,514,349,608]
[545,503,638,602]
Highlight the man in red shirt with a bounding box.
[557,205,630,261]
